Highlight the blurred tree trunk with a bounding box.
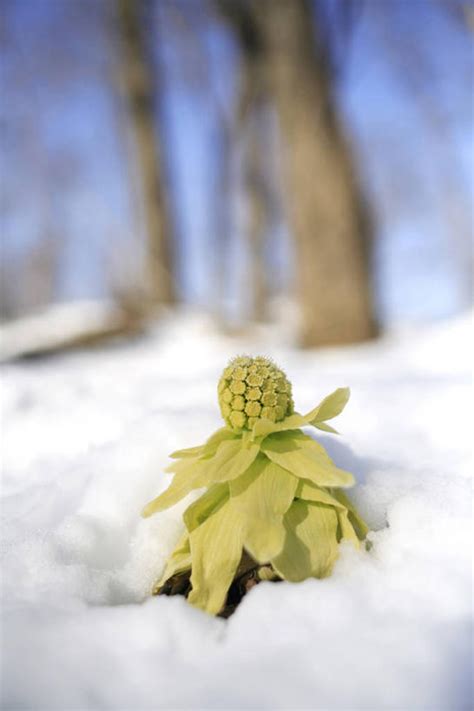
[217,1,271,324]
[239,43,269,323]
[210,98,233,328]
[116,0,175,307]
[244,116,267,323]
[257,0,377,346]
[21,234,60,316]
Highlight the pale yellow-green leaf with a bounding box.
[165,455,201,474]
[183,483,229,533]
[272,500,339,582]
[141,458,208,518]
[331,488,370,539]
[250,387,349,440]
[304,387,350,424]
[336,508,360,545]
[204,438,260,484]
[252,413,308,439]
[200,427,239,458]
[142,436,260,518]
[296,479,346,509]
[261,431,355,488]
[258,566,279,581]
[169,444,204,460]
[296,481,360,547]
[313,422,339,435]
[230,455,298,562]
[188,499,244,615]
[169,427,237,460]
[154,532,191,590]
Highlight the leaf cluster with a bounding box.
[143,387,369,615]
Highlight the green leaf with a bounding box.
[305,387,350,424]
[251,387,349,441]
[331,488,369,539]
[200,427,239,458]
[336,508,360,545]
[296,480,360,546]
[230,455,298,563]
[258,566,279,581]
[141,457,208,517]
[169,444,204,460]
[204,438,260,484]
[296,480,346,509]
[183,483,229,533]
[142,436,259,519]
[313,422,339,435]
[252,414,308,439]
[165,455,200,474]
[169,427,237,460]
[261,431,355,488]
[154,532,191,590]
[272,500,339,582]
[188,499,244,615]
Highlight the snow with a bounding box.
[0,300,130,363]
[1,308,472,710]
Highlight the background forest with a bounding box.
[1,0,472,355]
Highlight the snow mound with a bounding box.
[1,310,472,709]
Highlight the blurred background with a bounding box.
[0,0,473,358]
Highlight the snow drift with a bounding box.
[1,310,472,710]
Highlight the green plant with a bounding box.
[143,356,368,615]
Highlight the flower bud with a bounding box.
[218,355,294,430]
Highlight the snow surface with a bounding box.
[1,309,472,710]
[0,301,130,363]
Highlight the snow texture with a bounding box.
[1,309,472,710]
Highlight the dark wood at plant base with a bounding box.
[155,551,281,619]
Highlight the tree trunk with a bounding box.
[115,0,175,307]
[217,0,271,324]
[257,0,377,346]
[239,52,269,323]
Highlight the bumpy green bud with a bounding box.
[218,355,294,430]
[232,395,245,411]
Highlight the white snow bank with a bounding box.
[0,300,138,363]
[1,309,472,710]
